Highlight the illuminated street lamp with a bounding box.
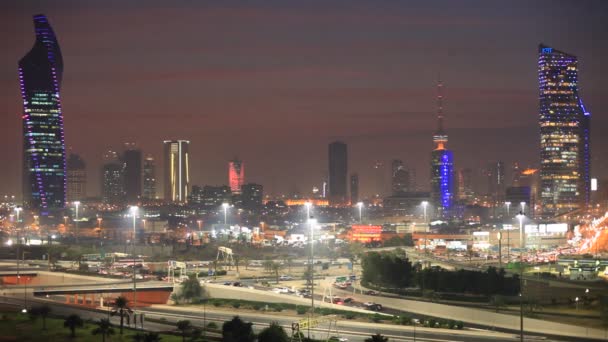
[97,217,103,238]
[505,201,511,218]
[33,215,39,226]
[516,212,525,342]
[222,203,230,225]
[307,217,318,339]
[197,220,202,231]
[14,207,22,225]
[520,202,526,214]
[421,201,428,223]
[73,201,81,241]
[304,201,312,221]
[356,202,363,223]
[129,206,139,309]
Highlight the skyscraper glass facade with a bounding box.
[328,141,348,206]
[228,159,245,195]
[164,140,190,202]
[430,79,454,218]
[538,44,591,216]
[19,15,66,213]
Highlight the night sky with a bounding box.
[1,1,607,199]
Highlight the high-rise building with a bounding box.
[163,140,190,202]
[190,185,231,207]
[391,159,410,195]
[122,143,142,203]
[538,44,591,216]
[66,154,86,202]
[101,150,124,205]
[430,78,455,218]
[143,154,156,200]
[372,161,386,197]
[19,15,67,214]
[458,168,473,201]
[486,161,506,206]
[228,158,245,195]
[328,141,348,205]
[350,173,359,204]
[241,183,263,210]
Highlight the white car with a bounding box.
[279,275,293,281]
[272,287,290,294]
[329,337,348,342]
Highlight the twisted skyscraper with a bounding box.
[538,44,591,217]
[430,77,454,218]
[19,15,67,214]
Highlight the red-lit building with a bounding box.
[228,158,245,194]
[349,225,382,243]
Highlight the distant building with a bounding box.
[190,185,231,208]
[101,151,124,205]
[67,154,86,202]
[486,161,505,206]
[384,192,431,216]
[19,15,67,213]
[372,161,387,197]
[328,141,348,205]
[163,140,190,202]
[391,159,410,195]
[143,154,156,200]
[458,168,474,201]
[506,186,531,213]
[350,173,359,204]
[430,78,455,218]
[228,158,245,194]
[241,183,263,210]
[122,144,142,203]
[538,44,591,217]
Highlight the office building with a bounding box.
[486,161,505,206]
[538,44,591,216]
[163,140,190,202]
[101,150,124,205]
[391,159,410,195]
[122,143,142,203]
[458,168,474,201]
[241,183,263,210]
[228,158,245,194]
[19,15,66,213]
[143,154,156,200]
[328,141,348,205]
[190,185,231,208]
[66,154,86,202]
[430,78,455,218]
[350,173,359,204]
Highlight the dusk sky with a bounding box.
[1,1,607,199]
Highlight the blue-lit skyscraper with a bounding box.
[19,15,66,214]
[538,44,591,217]
[430,78,454,218]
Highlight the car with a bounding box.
[328,336,348,342]
[232,282,243,287]
[333,282,348,289]
[272,287,290,294]
[279,275,294,281]
[364,290,378,296]
[223,282,233,286]
[343,297,354,303]
[363,302,383,311]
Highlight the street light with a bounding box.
[497,232,502,269]
[14,207,22,225]
[356,202,363,223]
[73,201,81,241]
[130,206,139,310]
[520,202,525,214]
[307,217,318,340]
[304,201,312,222]
[97,217,103,238]
[197,220,202,231]
[516,212,525,342]
[222,203,229,225]
[421,201,428,223]
[505,202,511,218]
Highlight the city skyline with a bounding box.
[1,1,608,199]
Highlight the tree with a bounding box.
[365,333,389,342]
[176,320,192,342]
[258,322,288,342]
[38,304,52,330]
[222,316,255,342]
[63,314,84,338]
[112,296,131,335]
[271,262,282,283]
[133,332,162,342]
[262,259,274,273]
[180,274,205,303]
[92,319,115,342]
[345,242,365,265]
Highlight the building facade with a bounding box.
[143,154,156,200]
[101,151,124,205]
[122,144,142,203]
[538,44,591,217]
[391,159,410,195]
[228,158,245,195]
[66,154,86,202]
[241,183,263,210]
[163,140,190,202]
[19,15,67,214]
[328,141,348,205]
[350,173,359,204]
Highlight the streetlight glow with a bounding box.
[421,201,429,223]
[222,203,229,225]
[356,202,363,223]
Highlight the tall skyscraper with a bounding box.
[328,141,348,205]
[538,44,591,216]
[372,161,386,197]
[241,183,263,210]
[430,78,455,218]
[66,154,86,202]
[122,143,142,203]
[163,140,190,202]
[391,159,410,195]
[228,158,245,195]
[101,150,124,205]
[350,173,359,204]
[19,15,67,214]
[486,161,506,206]
[458,168,473,201]
[143,154,156,200]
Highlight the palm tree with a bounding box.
[112,296,131,335]
[271,262,282,283]
[365,333,389,342]
[176,320,192,342]
[92,319,115,342]
[63,314,84,338]
[38,305,51,331]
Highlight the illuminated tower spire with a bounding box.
[433,75,448,149]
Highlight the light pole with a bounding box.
[421,201,428,223]
[517,212,525,342]
[307,217,317,340]
[73,201,80,242]
[222,203,229,225]
[497,232,502,269]
[197,220,202,231]
[97,217,103,238]
[130,206,139,310]
[505,202,511,219]
[304,201,312,222]
[356,202,363,223]
[421,201,429,254]
[520,202,525,216]
[14,207,22,226]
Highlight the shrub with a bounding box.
[344,313,356,320]
[296,306,308,315]
[429,319,437,328]
[252,304,262,311]
[232,302,241,309]
[448,320,456,329]
[207,322,218,329]
[216,270,227,276]
[371,314,382,323]
[456,321,464,329]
